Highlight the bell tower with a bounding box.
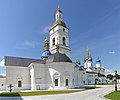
[49,4,71,57]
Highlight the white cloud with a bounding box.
[40,26,51,34]
[23,41,40,48]
[109,51,116,54]
[0,59,5,66]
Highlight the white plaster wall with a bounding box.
[33,64,49,90]
[96,63,101,68]
[0,78,6,91]
[83,71,87,84]
[47,62,83,89]
[84,73,97,85]
[49,25,70,57]
[30,62,83,90]
[47,62,74,89]
[6,66,30,91]
[98,77,107,84]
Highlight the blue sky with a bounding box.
[0,0,120,75]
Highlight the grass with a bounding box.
[0,90,82,97]
[0,86,99,97]
[104,91,120,100]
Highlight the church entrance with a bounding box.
[55,79,58,86]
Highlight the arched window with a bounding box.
[59,14,61,19]
[66,79,68,86]
[63,37,66,45]
[63,28,65,32]
[52,38,55,46]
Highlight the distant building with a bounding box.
[0,4,107,91]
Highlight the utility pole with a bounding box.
[115,70,117,91]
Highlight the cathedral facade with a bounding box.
[0,5,107,91]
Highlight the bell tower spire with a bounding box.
[49,3,71,57]
[56,3,62,21]
[84,49,90,62]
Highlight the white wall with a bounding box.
[49,25,70,57]
[0,78,6,91]
[83,72,98,85]
[30,62,83,90]
[6,66,30,91]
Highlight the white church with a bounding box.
[0,5,107,91]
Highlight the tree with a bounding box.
[107,74,114,80]
[0,75,6,78]
[115,74,120,79]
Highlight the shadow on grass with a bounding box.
[0,92,23,100]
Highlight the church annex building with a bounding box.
[0,5,107,91]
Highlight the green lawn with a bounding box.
[0,90,82,97]
[105,91,120,100]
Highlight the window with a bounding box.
[63,28,65,32]
[53,29,55,32]
[59,14,61,19]
[66,79,68,86]
[1,84,4,86]
[18,81,22,87]
[83,81,85,84]
[63,37,66,45]
[52,38,55,46]
[55,79,58,86]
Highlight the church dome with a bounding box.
[84,57,88,62]
[96,59,101,63]
[96,58,101,63]
[42,51,51,58]
[51,19,66,29]
[88,57,92,62]
[46,53,72,63]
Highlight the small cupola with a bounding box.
[41,34,51,59]
[56,4,62,21]
[96,57,101,69]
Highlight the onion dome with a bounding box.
[41,34,51,59]
[42,51,51,58]
[84,49,91,62]
[96,57,101,63]
[96,57,101,69]
[76,58,81,67]
[46,53,72,63]
[88,57,92,62]
[84,57,88,62]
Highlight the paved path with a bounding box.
[0,85,119,100]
